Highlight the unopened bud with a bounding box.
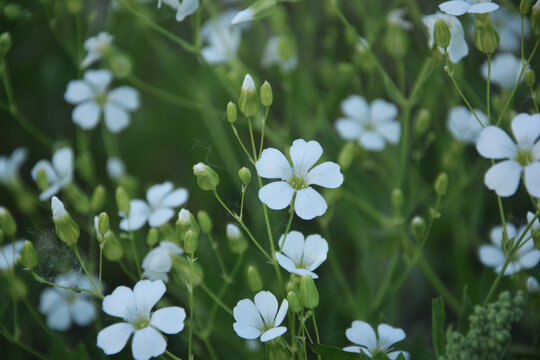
[52,197,80,246]
[434,173,448,196]
[108,50,133,79]
[103,233,123,261]
[474,16,499,54]
[287,291,302,313]
[300,275,319,309]
[146,228,159,247]
[197,210,212,234]
[227,223,248,254]
[414,109,431,136]
[384,25,408,58]
[338,142,356,170]
[116,186,131,215]
[176,208,200,241]
[533,1,540,36]
[525,69,536,88]
[227,101,237,123]
[434,19,451,49]
[238,167,252,185]
[35,167,50,191]
[238,74,259,117]
[0,32,12,57]
[91,185,106,211]
[247,266,263,292]
[410,216,426,239]
[183,230,198,254]
[392,189,404,209]
[18,241,38,269]
[98,212,109,236]
[193,162,220,191]
[0,207,16,237]
[520,0,534,14]
[260,81,273,107]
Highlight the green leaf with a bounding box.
[458,286,473,334]
[311,344,370,359]
[432,296,446,357]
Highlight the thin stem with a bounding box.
[247,117,258,159]
[0,328,47,360]
[486,54,492,124]
[129,230,142,276]
[72,246,102,297]
[207,233,229,279]
[188,253,194,360]
[239,185,246,220]
[279,197,296,252]
[99,245,103,293]
[119,259,138,281]
[230,124,255,164]
[259,107,269,159]
[165,350,183,360]
[201,283,233,316]
[31,271,101,297]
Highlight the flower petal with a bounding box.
[306,161,343,189]
[39,288,63,314]
[64,80,94,104]
[341,95,369,119]
[524,162,540,197]
[150,307,186,334]
[479,245,506,268]
[73,100,101,130]
[290,139,323,175]
[511,114,540,148]
[103,286,135,319]
[133,280,166,312]
[484,160,522,197]
[161,188,188,208]
[254,291,278,325]
[360,131,386,151]
[303,234,328,272]
[104,103,130,133]
[439,1,470,15]
[52,148,73,181]
[233,322,262,339]
[346,321,377,349]
[343,346,363,353]
[275,252,297,273]
[31,160,57,184]
[295,187,327,220]
[274,299,288,327]
[146,182,174,207]
[142,247,173,274]
[469,2,499,13]
[84,69,112,93]
[476,126,517,159]
[131,327,167,360]
[260,327,287,342]
[519,250,540,269]
[70,298,95,326]
[278,231,305,263]
[47,301,71,331]
[370,99,398,122]
[335,118,363,141]
[258,181,295,210]
[256,148,292,180]
[388,351,410,360]
[377,324,406,352]
[97,322,134,355]
[233,299,263,329]
[148,208,175,228]
[176,0,199,22]
[377,121,401,144]
[108,86,140,110]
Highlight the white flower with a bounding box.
[335,96,401,151]
[0,240,25,270]
[261,36,298,73]
[423,13,469,63]
[31,147,74,201]
[256,139,343,220]
[64,69,139,133]
[275,231,328,279]
[527,276,539,292]
[447,106,487,144]
[107,157,126,180]
[387,8,413,30]
[0,148,27,185]
[231,8,254,24]
[158,0,199,22]
[476,113,540,197]
[142,241,184,282]
[226,223,241,239]
[491,9,529,53]
[439,0,499,16]
[81,32,113,68]
[97,280,186,360]
[481,53,523,90]
[479,223,540,275]
[344,321,410,359]
[119,181,188,231]
[233,290,288,342]
[201,10,243,65]
[39,271,97,331]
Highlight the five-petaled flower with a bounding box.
[423,13,469,63]
[275,231,328,279]
[476,113,540,197]
[256,139,343,220]
[97,280,186,360]
[344,320,410,359]
[81,32,113,68]
[31,147,74,201]
[233,290,288,342]
[64,69,140,133]
[201,10,243,65]
[439,0,499,16]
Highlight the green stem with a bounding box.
[129,230,142,276]
[417,258,461,312]
[207,233,229,279]
[99,245,103,293]
[279,197,296,252]
[248,117,258,159]
[72,246,102,297]
[259,107,269,159]
[31,271,101,298]
[201,283,233,316]
[165,350,183,360]
[0,328,47,360]
[188,253,194,360]
[486,54,491,125]
[230,124,255,164]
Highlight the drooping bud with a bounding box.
[525,69,536,88]
[176,208,200,241]
[474,15,499,54]
[238,74,259,117]
[0,32,12,57]
[520,0,534,14]
[18,241,38,269]
[197,210,213,234]
[91,185,106,211]
[97,212,109,236]
[183,230,198,254]
[338,142,356,170]
[227,101,237,123]
[146,228,159,247]
[103,233,123,261]
[434,173,448,196]
[260,81,273,107]
[193,162,220,191]
[287,291,302,313]
[434,19,451,49]
[238,167,252,186]
[247,266,263,292]
[300,275,319,309]
[227,223,248,254]
[115,186,130,215]
[51,196,80,246]
[0,207,16,238]
[410,216,426,240]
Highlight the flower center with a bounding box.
[94,93,108,106]
[289,175,308,191]
[133,316,150,330]
[515,149,533,167]
[65,292,77,304]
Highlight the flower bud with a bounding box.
[410,216,426,240]
[520,0,534,14]
[176,208,200,241]
[193,162,220,191]
[98,212,109,236]
[525,69,536,88]
[227,101,237,123]
[116,186,131,215]
[474,16,499,54]
[0,32,12,57]
[103,233,123,261]
[533,1,540,36]
[108,49,133,79]
[238,167,252,186]
[146,228,159,247]
[238,74,259,117]
[18,240,38,269]
[434,173,448,196]
[384,24,408,58]
[247,266,263,292]
[392,189,404,209]
[338,142,356,170]
[52,197,80,246]
[434,19,451,49]
[91,185,106,211]
[227,223,248,254]
[260,81,273,107]
[300,275,319,309]
[197,210,213,234]
[65,0,83,14]
[183,230,198,254]
[287,291,302,313]
[414,109,431,136]
[0,207,16,238]
[35,167,50,191]
[172,256,204,287]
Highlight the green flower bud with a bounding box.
[474,16,499,54]
[4,5,23,20]
[238,74,259,117]
[247,266,263,292]
[533,2,540,36]
[193,162,220,191]
[65,0,83,13]
[260,81,273,107]
[410,216,426,240]
[176,209,200,241]
[525,69,536,88]
[116,186,131,215]
[384,24,408,58]
[35,167,50,191]
[52,197,80,246]
[91,185,106,211]
[146,228,159,247]
[197,210,213,234]
[338,142,356,170]
[183,230,198,254]
[392,189,404,209]
[98,212,109,237]
[0,32,12,57]
[520,0,534,14]
[227,101,237,123]
[171,256,204,287]
[300,275,319,309]
[434,172,448,196]
[434,19,451,49]
[18,241,38,269]
[287,291,303,313]
[414,109,431,136]
[108,49,133,79]
[238,167,252,186]
[0,207,16,238]
[103,232,123,261]
[227,223,248,254]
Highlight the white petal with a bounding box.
[233,299,263,329]
[447,106,486,144]
[132,327,167,360]
[476,126,517,159]
[484,160,522,197]
[260,327,287,342]
[377,324,406,352]
[52,148,73,180]
[150,307,186,334]
[70,299,95,326]
[303,234,329,272]
[335,118,362,141]
[343,346,363,353]
[134,280,166,313]
[370,99,398,122]
[233,322,262,339]
[278,231,305,264]
[256,148,292,180]
[104,103,130,133]
[295,187,327,220]
[274,299,288,327]
[31,160,57,183]
[388,351,411,360]
[306,162,343,189]
[84,69,112,93]
[142,248,172,275]
[146,182,174,207]
[534,141,540,160]
[73,101,101,130]
[447,16,469,63]
[439,1,470,15]
[479,245,506,268]
[341,95,369,119]
[524,162,540,197]
[290,139,323,175]
[360,131,386,151]
[258,181,295,210]
[149,208,175,227]
[47,302,71,331]
[80,52,100,69]
[254,291,278,325]
[377,121,401,144]
[469,2,499,13]
[275,252,297,273]
[97,322,134,355]
[39,288,62,314]
[231,9,254,24]
[511,114,540,148]
[64,80,93,104]
[103,286,135,319]
[161,188,188,208]
[519,250,540,269]
[490,224,517,247]
[108,86,140,110]
[176,0,199,22]
[39,184,62,201]
[121,200,151,231]
[346,321,377,349]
